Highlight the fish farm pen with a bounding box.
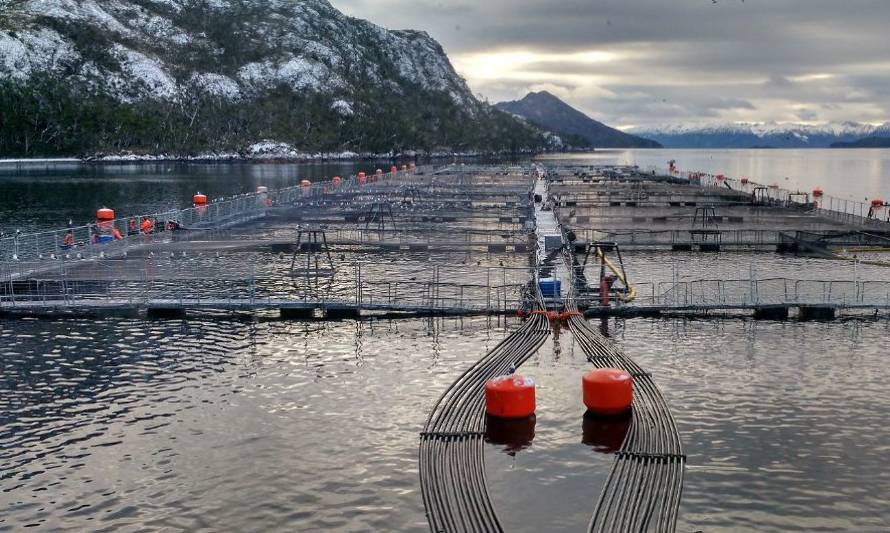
[5,162,890,531]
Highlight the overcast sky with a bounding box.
[332,0,890,129]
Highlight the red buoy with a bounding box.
[582,368,633,415]
[96,207,115,221]
[192,193,207,206]
[485,374,536,419]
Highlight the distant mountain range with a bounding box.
[496,91,661,149]
[831,137,890,148]
[628,122,890,148]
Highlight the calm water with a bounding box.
[0,161,364,233]
[2,149,889,234]
[3,153,890,531]
[3,317,890,531]
[540,148,890,202]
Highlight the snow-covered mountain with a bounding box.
[628,122,890,148]
[0,0,541,157]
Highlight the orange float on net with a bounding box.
[582,368,633,416]
[193,193,208,206]
[485,374,536,419]
[96,207,115,221]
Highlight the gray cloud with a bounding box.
[333,0,890,127]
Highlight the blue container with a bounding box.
[539,278,561,299]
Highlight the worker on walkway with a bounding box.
[141,216,154,234]
[62,229,74,250]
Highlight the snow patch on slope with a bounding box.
[113,45,178,99]
[0,28,75,79]
[189,73,241,98]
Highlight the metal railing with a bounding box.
[0,167,432,264]
[0,260,538,314]
[626,277,890,309]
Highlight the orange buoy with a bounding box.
[485,374,536,419]
[582,368,633,416]
[193,193,208,206]
[96,207,115,221]
[300,179,311,188]
[812,188,823,197]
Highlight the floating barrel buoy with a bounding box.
[812,187,823,197]
[582,368,633,415]
[485,413,536,453]
[485,374,536,419]
[96,207,115,221]
[193,193,208,206]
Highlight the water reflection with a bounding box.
[581,411,632,454]
[485,414,537,454]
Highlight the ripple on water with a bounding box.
[2,317,890,531]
